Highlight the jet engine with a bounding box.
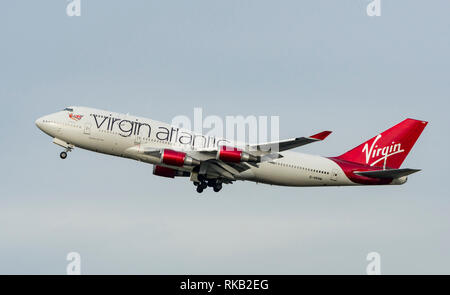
[161,149,200,166]
[216,146,258,163]
[153,165,190,178]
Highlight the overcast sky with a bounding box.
[0,0,449,274]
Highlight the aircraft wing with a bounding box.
[133,146,251,182]
[249,131,332,154]
[189,131,332,181]
[136,130,332,183]
[196,130,332,156]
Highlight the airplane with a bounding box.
[35,106,428,193]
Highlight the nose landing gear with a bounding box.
[53,138,74,160]
[59,147,72,160]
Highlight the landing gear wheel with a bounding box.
[196,186,204,193]
[213,183,222,192]
[60,151,67,159]
[200,182,208,190]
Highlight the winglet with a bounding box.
[310,131,332,141]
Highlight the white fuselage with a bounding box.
[35,107,395,187]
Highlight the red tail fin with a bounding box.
[337,118,428,169]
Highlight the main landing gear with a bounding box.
[196,182,207,193]
[213,183,222,192]
[194,180,222,193]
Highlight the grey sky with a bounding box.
[0,0,449,274]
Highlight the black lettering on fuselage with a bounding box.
[110,117,121,131]
[179,132,192,145]
[169,127,179,143]
[93,114,108,129]
[192,134,207,148]
[118,120,134,137]
[137,122,151,138]
[157,127,170,141]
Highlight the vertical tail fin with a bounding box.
[337,118,428,169]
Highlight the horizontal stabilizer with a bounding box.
[354,168,421,179]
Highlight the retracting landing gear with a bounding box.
[193,179,222,193]
[195,181,208,193]
[209,180,222,192]
[59,147,72,160]
[213,183,222,192]
[53,138,74,160]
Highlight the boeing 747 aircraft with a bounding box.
[35,107,427,193]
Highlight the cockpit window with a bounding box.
[63,107,74,112]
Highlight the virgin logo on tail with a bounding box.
[362,134,405,167]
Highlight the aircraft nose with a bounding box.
[35,117,44,130]
[35,115,50,132]
[35,114,59,137]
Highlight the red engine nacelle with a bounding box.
[217,146,258,163]
[153,165,177,178]
[161,149,186,166]
[160,149,200,166]
[153,165,189,178]
[217,146,242,163]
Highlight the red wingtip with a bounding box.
[310,131,332,140]
[406,118,428,125]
